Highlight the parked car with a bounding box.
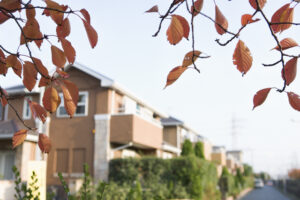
[254,179,264,188]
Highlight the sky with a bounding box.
[1,0,300,177]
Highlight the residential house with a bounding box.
[227,150,244,173]
[0,63,174,197]
[161,116,212,160]
[211,146,227,176]
[0,86,44,200]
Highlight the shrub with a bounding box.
[13,166,40,200]
[181,139,194,156]
[194,141,205,159]
[109,156,220,200]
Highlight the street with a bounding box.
[239,186,290,200]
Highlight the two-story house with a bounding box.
[161,116,212,160]
[0,63,174,193]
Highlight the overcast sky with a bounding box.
[1,0,300,177]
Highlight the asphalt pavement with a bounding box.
[239,186,290,200]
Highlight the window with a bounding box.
[56,149,69,173]
[136,103,141,115]
[0,151,15,180]
[57,91,88,117]
[23,97,32,119]
[72,148,85,173]
[118,103,125,113]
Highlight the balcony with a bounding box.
[110,114,163,149]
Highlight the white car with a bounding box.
[254,179,264,188]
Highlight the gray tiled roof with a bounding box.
[161,116,183,125]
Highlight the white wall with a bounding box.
[0,180,14,200]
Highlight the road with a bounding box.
[239,186,290,200]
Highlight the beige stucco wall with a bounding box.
[133,115,162,149]
[203,140,212,161]
[211,152,226,166]
[226,159,235,171]
[110,114,163,149]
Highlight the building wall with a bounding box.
[110,114,163,149]
[133,115,163,149]
[211,152,226,166]
[47,68,111,185]
[20,141,36,181]
[203,140,212,161]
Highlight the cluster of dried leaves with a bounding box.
[147,0,300,112]
[0,0,98,153]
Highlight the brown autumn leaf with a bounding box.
[34,31,43,49]
[82,19,98,49]
[249,0,266,10]
[32,57,50,78]
[145,5,159,13]
[38,134,52,153]
[191,0,204,16]
[56,18,70,38]
[26,4,36,20]
[174,0,184,4]
[164,66,188,88]
[241,14,260,26]
[20,18,42,45]
[215,5,228,35]
[39,77,51,87]
[28,100,47,123]
[0,12,10,24]
[12,129,28,148]
[0,88,8,107]
[253,88,271,110]
[280,7,294,33]
[167,15,184,45]
[61,80,79,117]
[0,0,21,11]
[282,57,298,86]
[182,50,201,67]
[51,45,66,68]
[271,3,292,33]
[45,0,64,25]
[0,49,7,75]
[60,38,76,64]
[288,92,300,112]
[6,55,22,78]
[273,38,298,51]
[80,9,91,24]
[233,40,253,75]
[56,68,69,78]
[23,61,37,91]
[43,87,61,113]
[175,15,189,40]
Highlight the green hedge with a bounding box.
[109,156,220,200]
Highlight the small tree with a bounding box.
[194,141,205,159]
[181,139,194,156]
